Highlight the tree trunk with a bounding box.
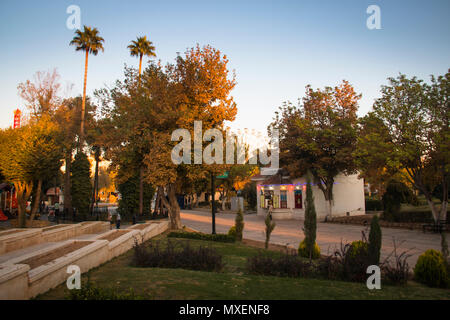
[64,150,72,216]
[28,179,42,227]
[15,181,32,228]
[316,177,334,219]
[90,151,100,215]
[138,54,143,85]
[194,193,200,208]
[139,165,144,215]
[80,49,89,148]
[167,183,181,230]
[440,174,448,221]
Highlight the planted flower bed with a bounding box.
[99,230,131,242]
[20,241,92,270]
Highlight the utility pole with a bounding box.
[211,172,216,234]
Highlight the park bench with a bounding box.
[422,220,449,233]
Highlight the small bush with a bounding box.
[414,249,449,288]
[246,253,314,278]
[167,231,235,243]
[387,210,434,223]
[67,282,142,300]
[227,226,236,240]
[336,240,371,282]
[131,239,224,272]
[381,241,411,286]
[365,199,383,211]
[298,240,321,260]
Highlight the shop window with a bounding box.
[280,190,287,208]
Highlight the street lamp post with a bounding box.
[211,172,216,234]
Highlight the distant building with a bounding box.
[251,168,365,221]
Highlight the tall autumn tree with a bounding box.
[128,36,156,216]
[0,118,63,227]
[270,81,361,218]
[98,45,237,229]
[70,25,104,146]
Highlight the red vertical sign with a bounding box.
[13,109,21,129]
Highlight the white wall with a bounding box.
[256,173,365,220]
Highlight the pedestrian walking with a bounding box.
[116,213,121,229]
[268,203,273,221]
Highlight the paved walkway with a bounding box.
[180,210,444,266]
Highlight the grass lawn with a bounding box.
[36,233,450,300]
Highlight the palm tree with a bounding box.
[70,26,104,147]
[128,36,156,84]
[128,36,156,216]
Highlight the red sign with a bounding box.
[13,109,21,129]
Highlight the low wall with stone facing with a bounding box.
[0,229,42,255]
[0,221,110,256]
[0,220,169,300]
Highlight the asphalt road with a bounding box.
[180,209,443,266]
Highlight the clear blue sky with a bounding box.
[0,0,449,133]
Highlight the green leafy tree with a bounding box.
[270,81,360,218]
[70,25,104,146]
[303,173,317,260]
[71,152,92,219]
[128,36,156,216]
[367,71,449,223]
[117,173,154,220]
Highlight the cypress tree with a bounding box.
[304,173,317,260]
[368,215,382,265]
[264,213,276,249]
[71,152,92,220]
[234,209,244,241]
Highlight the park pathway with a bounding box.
[180,210,443,266]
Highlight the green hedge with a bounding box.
[365,199,383,211]
[167,231,236,243]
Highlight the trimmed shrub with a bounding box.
[132,239,224,272]
[414,249,449,288]
[167,231,235,243]
[246,253,314,278]
[338,241,371,282]
[234,210,244,241]
[298,240,321,260]
[368,215,382,265]
[227,226,236,240]
[348,240,368,259]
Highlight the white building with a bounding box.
[252,168,365,221]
